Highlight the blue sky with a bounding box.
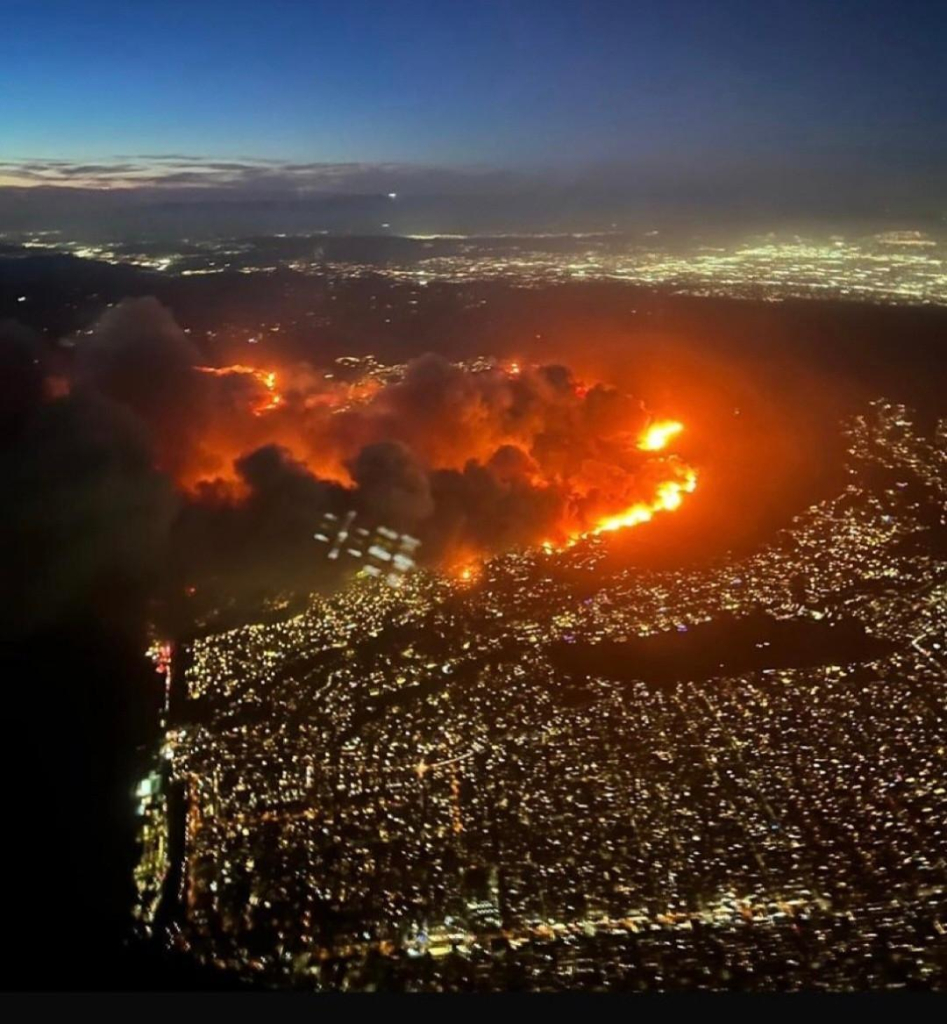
[2,0,944,190]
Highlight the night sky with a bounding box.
[1,0,945,220]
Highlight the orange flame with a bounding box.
[196,364,282,416]
[589,467,697,535]
[184,358,697,560]
[638,419,684,451]
[455,564,481,584]
[547,421,696,550]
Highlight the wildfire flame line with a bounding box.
[565,418,695,547]
[191,362,696,565]
[585,417,692,540]
[588,467,698,536]
[458,419,696,574]
[196,364,282,416]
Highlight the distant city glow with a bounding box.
[17,231,947,306]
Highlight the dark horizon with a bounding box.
[2,184,944,244]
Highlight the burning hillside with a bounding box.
[10,297,700,627]
[180,347,697,561]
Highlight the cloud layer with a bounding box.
[0,155,524,195]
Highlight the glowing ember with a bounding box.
[638,419,684,451]
[450,557,485,584]
[43,375,71,401]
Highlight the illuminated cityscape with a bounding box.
[134,400,947,990]
[6,229,947,307]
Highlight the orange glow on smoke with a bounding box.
[180,357,698,560]
[196,364,283,416]
[43,375,71,401]
[638,419,684,451]
[547,422,696,550]
[455,564,481,584]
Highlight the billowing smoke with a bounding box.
[0,314,177,635]
[168,444,348,617]
[348,441,435,529]
[2,298,695,635]
[75,297,208,478]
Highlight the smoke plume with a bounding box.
[3,298,695,634]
